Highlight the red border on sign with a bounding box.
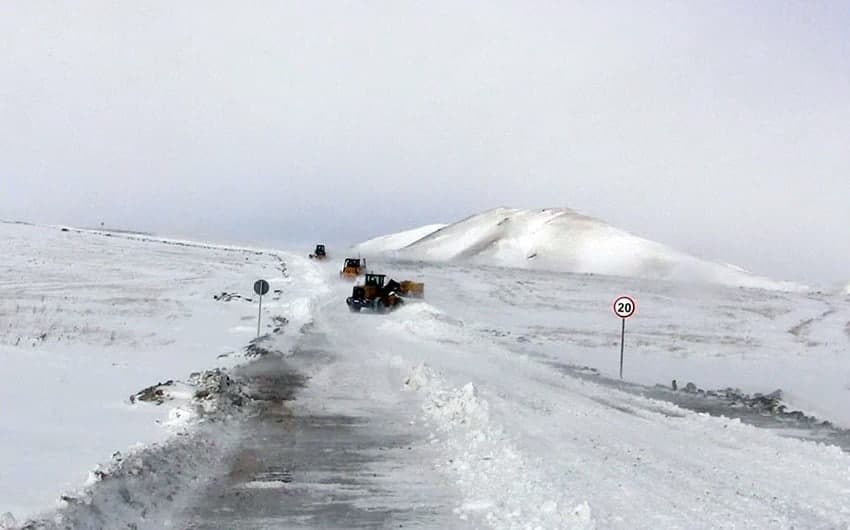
[612,295,636,318]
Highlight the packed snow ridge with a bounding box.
[354,207,803,290]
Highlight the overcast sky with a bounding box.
[1,1,848,285]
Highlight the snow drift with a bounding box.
[353,207,803,290]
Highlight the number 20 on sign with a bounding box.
[612,296,636,379]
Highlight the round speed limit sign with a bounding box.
[613,296,636,319]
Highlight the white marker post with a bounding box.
[254,279,270,337]
[612,295,636,379]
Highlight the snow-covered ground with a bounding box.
[309,257,850,528]
[3,222,850,529]
[385,259,850,425]
[352,207,805,291]
[279,257,850,528]
[0,222,323,522]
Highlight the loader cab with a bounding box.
[363,273,385,288]
[344,258,361,269]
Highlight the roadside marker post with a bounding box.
[612,295,636,379]
[254,279,270,337]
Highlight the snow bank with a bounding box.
[355,207,804,291]
[18,425,239,530]
[403,363,595,530]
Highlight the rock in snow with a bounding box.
[354,207,805,291]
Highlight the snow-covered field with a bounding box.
[0,222,322,522]
[379,259,850,428]
[3,221,850,529]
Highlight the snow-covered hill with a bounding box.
[354,223,447,255]
[353,207,803,291]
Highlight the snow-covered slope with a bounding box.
[355,207,803,291]
[353,223,447,254]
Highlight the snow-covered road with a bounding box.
[176,335,456,529]
[4,224,850,529]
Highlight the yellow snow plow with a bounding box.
[346,274,425,313]
[340,257,366,279]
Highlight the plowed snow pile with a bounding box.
[354,207,803,290]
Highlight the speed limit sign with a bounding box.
[612,295,636,379]
[613,296,636,318]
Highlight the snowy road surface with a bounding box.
[176,342,455,529]
[4,223,850,528]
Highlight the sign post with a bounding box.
[254,279,270,337]
[612,295,636,379]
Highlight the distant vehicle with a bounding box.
[309,244,327,260]
[346,273,404,313]
[340,257,366,279]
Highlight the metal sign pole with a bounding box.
[619,317,625,379]
[257,294,263,337]
[253,279,269,338]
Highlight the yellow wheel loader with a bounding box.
[340,257,366,279]
[346,273,425,313]
[346,273,405,313]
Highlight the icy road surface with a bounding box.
[4,223,850,529]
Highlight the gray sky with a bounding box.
[2,1,848,285]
